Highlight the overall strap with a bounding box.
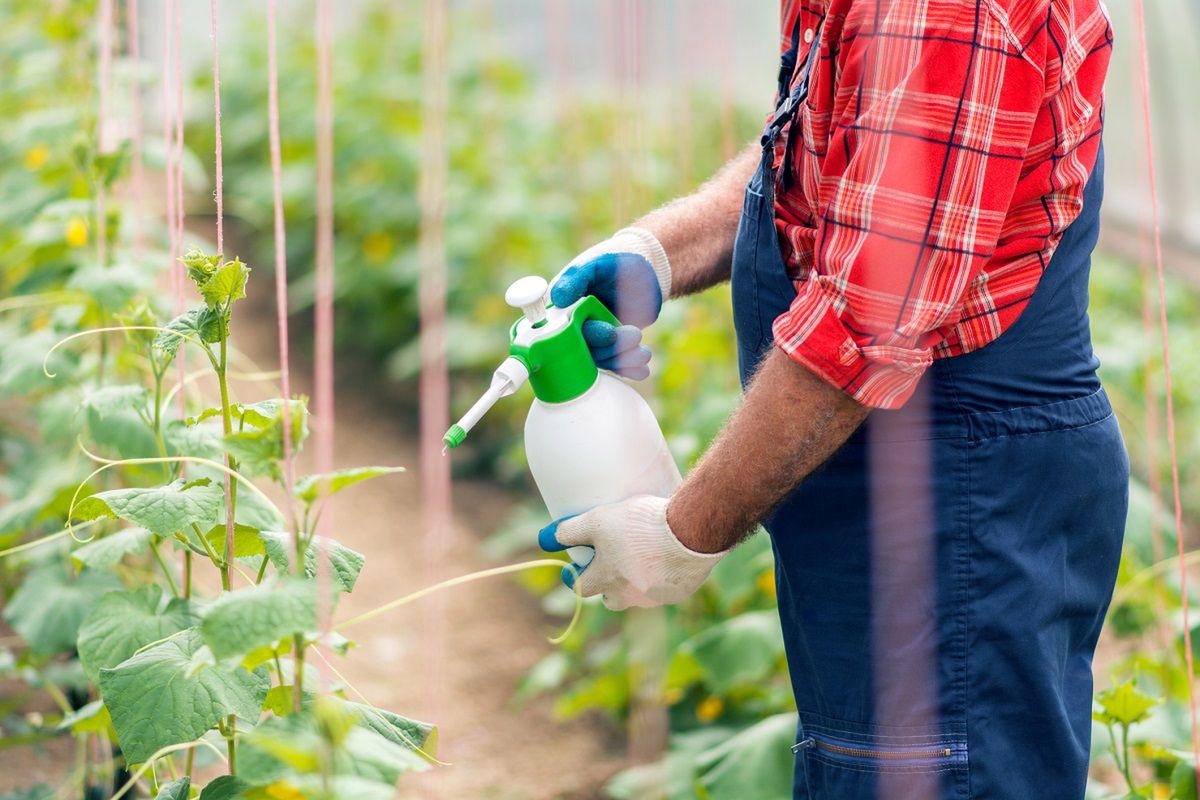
[763,18,824,193]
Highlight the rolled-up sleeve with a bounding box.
[772,0,1051,409]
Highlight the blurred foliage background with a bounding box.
[3,0,1200,798]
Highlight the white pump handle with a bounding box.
[505,275,549,326]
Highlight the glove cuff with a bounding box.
[631,496,729,584]
[612,227,672,300]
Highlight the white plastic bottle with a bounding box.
[444,276,680,564]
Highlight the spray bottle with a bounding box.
[443,276,681,565]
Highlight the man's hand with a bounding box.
[551,228,671,381]
[537,495,727,610]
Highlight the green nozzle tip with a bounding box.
[443,424,466,449]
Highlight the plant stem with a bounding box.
[215,307,239,592]
[151,364,172,480]
[293,634,306,713]
[150,540,180,597]
[1120,722,1135,791]
[42,679,73,716]
[183,551,192,599]
[224,714,237,775]
[193,522,226,572]
[255,555,269,584]
[184,748,194,779]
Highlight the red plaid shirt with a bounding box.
[772,0,1112,408]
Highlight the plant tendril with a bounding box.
[333,558,584,645]
[43,325,210,378]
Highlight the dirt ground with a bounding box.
[0,288,627,798]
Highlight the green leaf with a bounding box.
[58,700,112,735]
[223,399,308,481]
[204,523,266,559]
[351,703,438,756]
[259,531,365,593]
[694,713,797,799]
[200,576,318,661]
[1095,680,1158,727]
[199,258,250,308]
[1171,758,1197,800]
[79,384,149,419]
[74,478,224,537]
[198,776,251,800]
[0,330,76,396]
[3,566,122,656]
[71,526,153,569]
[164,418,227,462]
[78,384,157,458]
[295,467,405,504]
[77,585,198,683]
[99,628,269,764]
[154,306,221,358]
[153,777,191,800]
[67,261,151,313]
[238,709,427,788]
[674,610,785,694]
[236,398,306,430]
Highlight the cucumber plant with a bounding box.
[10,248,435,799]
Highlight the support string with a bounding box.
[209,0,224,254]
[124,0,145,257]
[265,0,299,549]
[1132,0,1200,784]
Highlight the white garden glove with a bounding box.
[537,495,728,611]
[549,228,672,381]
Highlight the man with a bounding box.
[539,1,1126,797]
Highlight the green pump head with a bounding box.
[442,275,620,449]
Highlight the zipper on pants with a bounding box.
[792,732,968,769]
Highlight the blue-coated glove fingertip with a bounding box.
[582,319,619,347]
[538,514,578,553]
[561,564,583,589]
[550,263,592,308]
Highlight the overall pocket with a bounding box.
[794,723,969,799]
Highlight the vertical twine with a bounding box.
[209,0,224,255]
[314,0,336,507]
[313,0,337,675]
[96,0,114,268]
[1133,0,1200,784]
[173,0,185,297]
[160,0,177,298]
[265,0,298,534]
[418,0,451,775]
[124,0,145,257]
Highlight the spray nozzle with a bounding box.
[442,356,530,449]
[443,275,620,449]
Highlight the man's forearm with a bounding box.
[667,350,868,553]
[635,144,759,297]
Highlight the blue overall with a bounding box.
[730,21,1128,800]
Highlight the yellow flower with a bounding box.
[65,217,88,248]
[362,231,394,264]
[265,783,306,800]
[696,695,724,723]
[756,568,776,598]
[24,144,50,170]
